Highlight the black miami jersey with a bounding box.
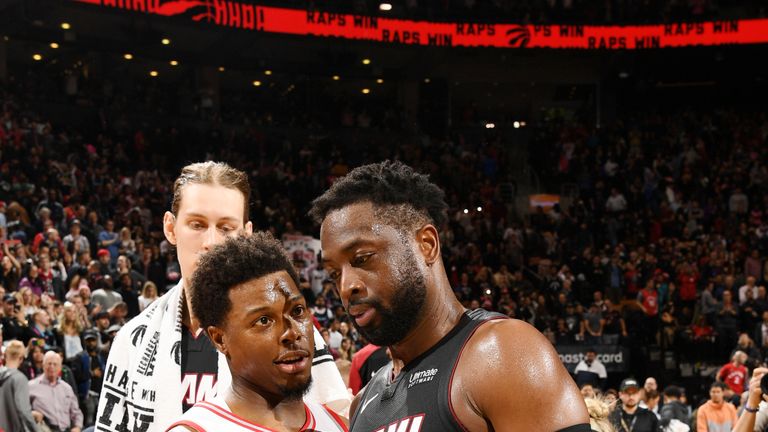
[350,309,505,432]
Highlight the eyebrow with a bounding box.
[183,213,240,223]
[243,305,270,316]
[242,295,303,316]
[322,238,376,265]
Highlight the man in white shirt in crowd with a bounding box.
[573,347,608,390]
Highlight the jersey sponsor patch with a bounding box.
[407,368,438,389]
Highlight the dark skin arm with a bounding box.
[450,319,590,431]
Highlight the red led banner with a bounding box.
[72,0,768,49]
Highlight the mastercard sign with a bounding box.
[72,0,768,49]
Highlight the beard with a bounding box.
[352,247,428,347]
[279,375,312,402]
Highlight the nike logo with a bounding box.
[359,393,379,414]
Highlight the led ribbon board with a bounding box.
[72,1,768,49]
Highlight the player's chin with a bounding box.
[279,374,313,401]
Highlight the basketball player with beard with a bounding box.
[167,233,347,431]
[311,160,590,431]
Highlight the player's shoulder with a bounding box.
[462,317,563,383]
[468,316,546,352]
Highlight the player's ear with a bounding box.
[207,326,228,356]
[163,212,177,245]
[244,221,253,236]
[416,224,440,267]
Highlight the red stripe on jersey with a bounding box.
[322,404,349,431]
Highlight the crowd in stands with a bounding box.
[2,49,768,430]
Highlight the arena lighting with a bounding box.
[379,3,392,11]
[520,121,527,127]
[362,58,371,65]
[123,53,133,60]
[463,209,469,214]
[149,70,158,77]
[253,80,262,86]
[477,206,483,212]
[424,78,431,83]
[485,123,495,129]
[50,42,60,49]
[485,289,492,295]
[264,70,272,75]
[60,23,71,30]
[513,121,521,129]
[161,38,171,45]
[361,88,370,94]
[619,71,630,79]
[332,75,340,81]
[376,78,384,84]
[218,66,225,72]
[32,54,43,61]
[170,60,179,66]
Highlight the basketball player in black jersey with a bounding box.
[311,160,590,432]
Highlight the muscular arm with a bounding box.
[451,319,589,431]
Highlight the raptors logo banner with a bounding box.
[71,0,768,49]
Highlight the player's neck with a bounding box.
[224,383,307,430]
[180,285,202,333]
[389,280,466,367]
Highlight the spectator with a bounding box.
[584,397,615,432]
[0,340,38,432]
[574,347,608,389]
[28,351,84,432]
[580,383,597,399]
[327,318,343,351]
[732,333,761,370]
[28,309,57,349]
[0,243,22,292]
[717,291,741,354]
[739,277,759,306]
[138,280,159,311]
[312,295,334,328]
[696,382,738,432]
[118,227,137,258]
[98,220,120,263]
[610,378,659,432]
[62,220,90,258]
[90,275,122,311]
[660,385,690,429]
[96,249,114,275]
[55,301,85,358]
[69,329,105,427]
[1,293,29,343]
[717,351,749,398]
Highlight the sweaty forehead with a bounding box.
[320,203,396,248]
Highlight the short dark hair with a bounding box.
[663,385,683,399]
[309,160,448,231]
[190,232,301,329]
[710,381,728,391]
